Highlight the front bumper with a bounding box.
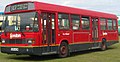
[1,47,42,55]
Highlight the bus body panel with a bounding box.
[1,1,119,56]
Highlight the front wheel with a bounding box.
[59,42,69,58]
[100,41,107,51]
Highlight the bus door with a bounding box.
[92,18,99,46]
[41,12,56,52]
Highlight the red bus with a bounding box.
[1,1,119,57]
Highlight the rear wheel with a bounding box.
[100,40,107,51]
[59,42,69,58]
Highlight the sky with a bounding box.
[0,0,120,15]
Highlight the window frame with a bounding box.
[100,18,107,30]
[58,13,70,30]
[81,16,90,30]
[107,19,113,30]
[71,14,80,30]
[113,19,117,30]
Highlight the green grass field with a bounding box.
[0,40,120,62]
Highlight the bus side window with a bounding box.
[113,20,117,30]
[107,19,113,30]
[71,14,80,30]
[100,18,106,30]
[58,13,70,30]
[81,16,90,30]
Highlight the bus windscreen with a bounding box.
[3,12,38,32]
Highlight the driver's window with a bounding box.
[8,16,17,26]
[4,16,19,31]
[0,15,5,32]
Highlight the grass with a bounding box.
[0,41,120,62]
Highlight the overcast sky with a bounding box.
[0,0,120,15]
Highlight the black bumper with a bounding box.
[1,47,42,55]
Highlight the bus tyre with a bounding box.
[101,41,107,51]
[59,42,69,58]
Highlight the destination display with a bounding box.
[10,3,28,11]
[5,3,35,12]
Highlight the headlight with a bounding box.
[27,39,35,45]
[28,40,32,44]
[2,40,5,44]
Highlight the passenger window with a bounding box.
[81,16,90,30]
[71,15,80,30]
[58,13,70,30]
[107,19,113,30]
[113,20,117,30]
[100,18,106,30]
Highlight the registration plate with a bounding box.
[11,48,19,51]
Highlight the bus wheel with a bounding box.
[59,42,69,58]
[100,41,107,51]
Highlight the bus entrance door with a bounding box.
[41,12,56,52]
[92,18,99,47]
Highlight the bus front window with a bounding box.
[4,12,38,32]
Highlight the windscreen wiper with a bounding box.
[4,17,8,36]
[4,28,7,36]
[20,30,25,37]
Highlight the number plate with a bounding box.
[11,48,19,51]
